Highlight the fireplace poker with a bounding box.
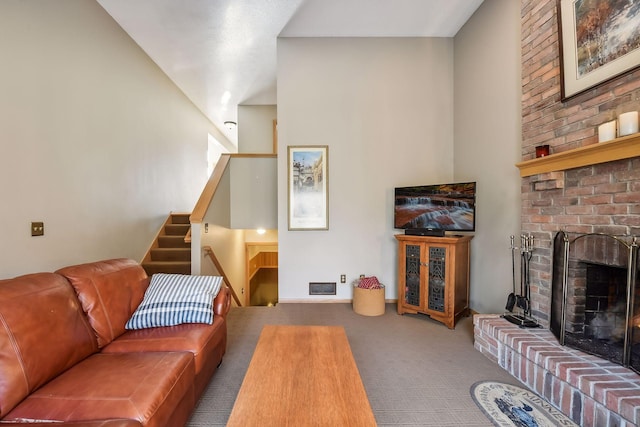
[523,234,533,316]
[516,234,529,312]
[505,235,517,312]
[503,233,540,328]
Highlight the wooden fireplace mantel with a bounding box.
[516,133,640,177]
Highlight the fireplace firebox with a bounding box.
[551,231,640,372]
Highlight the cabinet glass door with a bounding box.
[404,244,421,306]
[428,246,446,312]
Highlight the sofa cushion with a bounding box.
[3,352,195,427]
[125,274,222,330]
[104,315,227,396]
[0,419,142,426]
[0,273,98,418]
[56,259,149,348]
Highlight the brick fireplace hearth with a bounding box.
[474,314,640,426]
[475,147,640,424]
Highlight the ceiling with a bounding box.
[96,0,484,147]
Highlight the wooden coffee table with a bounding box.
[226,325,376,426]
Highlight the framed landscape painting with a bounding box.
[287,145,328,230]
[558,0,640,100]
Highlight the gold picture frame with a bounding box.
[287,145,328,230]
[558,0,640,100]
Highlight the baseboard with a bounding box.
[278,298,352,303]
[276,299,398,304]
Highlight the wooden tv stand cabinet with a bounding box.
[395,234,473,329]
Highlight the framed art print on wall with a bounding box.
[558,0,640,100]
[287,145,328,230]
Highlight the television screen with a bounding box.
[394,181,476,232]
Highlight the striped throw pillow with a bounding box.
[125,273,223,330]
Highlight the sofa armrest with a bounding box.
[213,286,231,318]
[0,420,142,427]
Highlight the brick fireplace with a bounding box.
[520,0,640,331]
[473,1,640,426]
[549,231,639,371]
[524,159,640,327]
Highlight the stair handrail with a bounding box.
[190,154,231,225]
[191,153,276,224]
[204,245,242,307]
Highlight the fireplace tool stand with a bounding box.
[503,234,540,328]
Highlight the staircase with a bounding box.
[142,213,191,276]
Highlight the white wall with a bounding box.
[230,157,277,229]
[453,0,522,313]
[238,105,277,154]
[277,38,455,302]
[0,0,227,278]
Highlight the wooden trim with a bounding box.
[273,119,278,154]
[516,133,640,177]
[190,154,231,224]
[229,153,277,158]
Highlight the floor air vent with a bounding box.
[309,282,336,295]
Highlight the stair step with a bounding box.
[171,213,191,225]
[151,248,191,261]
[158,235,190,248]
[165,223,190,235]
[142,261,191,276]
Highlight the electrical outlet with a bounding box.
[31,221,44,236]
[340,274,346,283]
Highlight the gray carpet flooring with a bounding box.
[187,303,520,426]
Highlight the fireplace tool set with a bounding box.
[503,234,540,328]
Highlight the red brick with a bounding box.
[562,382,573,415]
[590,381,633,404]
[594,402,609,426]
[527,358,535,387]
[552,376,562,408]
[619,396,640,424]
[594,182,629,194]
[573,372,612,395]
[535,365,545,393]
[615,216,640,227]
[600,383,640,409]
[595,204,628,215]
[614,192,640,204]
[583,396,595,426]
[613,77,640,96]
[581,194,614,204]
[555,361,598,381]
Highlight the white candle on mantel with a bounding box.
[618,111,639,136]
[598,120,617,142]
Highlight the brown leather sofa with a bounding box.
[0,258,231,426]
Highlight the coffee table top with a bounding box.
[227,325,376,426]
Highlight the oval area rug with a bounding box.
[470,381,578,427]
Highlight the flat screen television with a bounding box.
[394,181,476,234]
